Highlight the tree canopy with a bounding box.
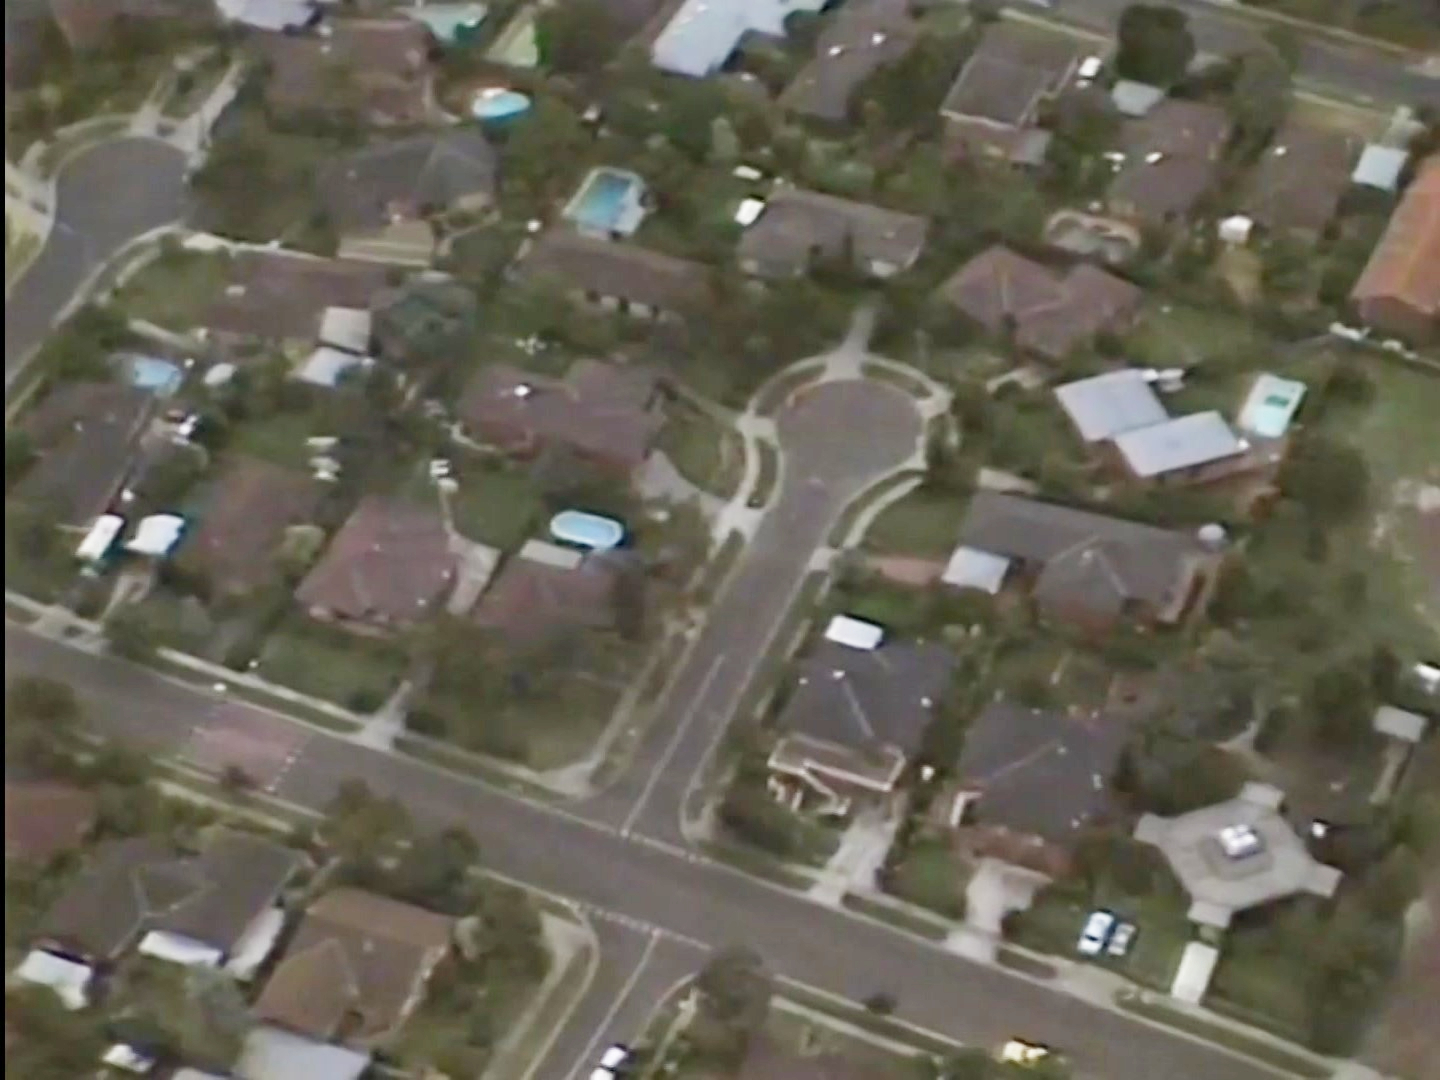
[534,0,625,76]
[1115,4,1196,86]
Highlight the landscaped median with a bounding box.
[1114,990,1332,1080]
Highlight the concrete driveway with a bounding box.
[966,858,1052,936]
[5,137,189,381]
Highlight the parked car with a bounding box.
[1000,1038,1052,1065]
[593,1045,632,1076]
[1106,921,1138,958]
[1077,910,1117,956]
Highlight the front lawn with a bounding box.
[861,486,964,557]
[255,616,409,712]
[656,400,744,499]
[113,248,232,332]
[884,832,968,919]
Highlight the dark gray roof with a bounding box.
[518,229,708,313]
[939,21,1081,125]
[776,639,954,757]
[778,0,920,122]
[317,130,497,234]
[958,492,1202,617]
[1241,121,1359,233]
[738,188,929,278]
[37,830,302,963]
[956,701,1129,844]
[1108,100,1231,223]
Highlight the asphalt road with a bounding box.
[4,137,189,381]
[6,626,1287,1080]
[584,380,925,842]
[1054,0,1440,107]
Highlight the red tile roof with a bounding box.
[1352,155,1440,323]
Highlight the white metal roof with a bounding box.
[138,929,224,967]
[518,538,584,570]
[735,197,767,226]
[236,1026,371,1080]
[1113,411,1244,478]
[1054,369,1169,443]
[1352,144,1408,191]
[127,514,186,558]
[941,546,1011,594]
[824,614,885,651]
[1170,942,1219,1004]
[77,513,125,562]
[1110,79,1165,117]
[296,347,370,388]
[651,0,827,77]
[318,306,373,354]
[14,950,92,1010]
[1373,704,1428,743]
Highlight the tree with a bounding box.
[709,115,741,165]
[689,946,773,1067]
[5,986,108,1078]
[319,778,413,864]
[104,607,159,662]
[390,826,481,914]
[863,991,898,1015]
[1260,233,1311,299]
[1229,46,1292,152]
[1278,434,1369,528]
[500,98,588,207]
[853,32,967,130]
[1115,4,1196,86]
[1307,664,1375,747]
[534,0,624,75]
[5,428,36,490]
[6,676,81,767]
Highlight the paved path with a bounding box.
[4,137,189,381]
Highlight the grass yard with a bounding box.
[255,616,408,713]
[445,459,546,551]
[861,487,964,557]
[113,249,232,332]
[657,402,744,499]
[225,409,327,471]
[886,833,969,919]
[1289,93,1392,142]
[1125,302,1268,372]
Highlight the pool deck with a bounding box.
[561,166,649,238]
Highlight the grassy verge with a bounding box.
[35,118,132,176]
[753,365,823,417]
[485,926,595,1080]
[731,570,828,724]
[860,361,932,398]
[1114,992,1331,1079]
[995,947,1058,980]
[145,654,361,733]
[776,982,960,1059]
[393,734,561,802]
[828,471,924,546]
[701,838,816,891]
[747,441,780,509]
[841,893,950,941]
[658,403,744,499]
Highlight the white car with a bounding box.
[588,1071,616,1080]
[1000,1039,1051,1065]
[599,1045,632,1070]
[1106,921,1137,957]
[1077,910,1117,956]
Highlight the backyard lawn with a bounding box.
[444,459,547,551]
[1125,302,1268,373]
[861,487,964,557]
[114,249,232,332]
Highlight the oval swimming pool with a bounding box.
[550,510,624,551]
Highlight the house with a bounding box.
[178,457,324,600]
[257,18,434,127]
[1054,368,1169,444]
[370,278,479,367]
[767,625,955,816]
[201,251,389,347]
[296,495,456,632]
[253,888,453,1046]
[936,245,1142,361]
[34,829,302,968]
[738,188,929,280]
[650,0,826,78]
[1110,411,1251,484]
[1107,99,1232,225]
[48,0,204,51]
[944,491,1217,629]
[1240,122,1358,238]
[1351,154,1440,344]
[938,21,1083,162]
[317,130,498,266]
[5,780,98,864]
[945,701,1130,876]
[516,228,708,320]
[457,359,664,473]
[472,540,622,646]
[13,381,156,525]
[235,1026,371,1080]
[778,0,920,123]
[1135,782,1343,929]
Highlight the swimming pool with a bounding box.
[124,354,183,395]
[550,510,625,551]
[1237,373,1306,440]
[562,167,648,237]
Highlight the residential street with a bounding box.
[4,137,189,381]
[5,624,1287,1080]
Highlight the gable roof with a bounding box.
[1108,100,1232,222]
[202,252,389,341]
[258,18,432,126]
[1054,369,1169,442]
[779,0,920,122]
[518,229,708,313]
[936,245,1141,360]
[253,887,453,1043]
[296,495,455,624]
[739,188,929,278]
[1241,122,1359,233]
[651,0,827,78]
[37,830,302,963]
[939,21,1081,126]
[5,781,98,863]
[1351,154,1440,323]
[471,547,621,644]
[14,380,156,525]
[957,491,1203,616]
[776,639,954,757]
[179,457,324,598]
[317,130,497,234]
[457,359,663,470]
[1111,410,1245,478]
[955,701,1128,844]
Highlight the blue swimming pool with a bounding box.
[550,510,625,551]
[563,167,647,236]
[125,354,183,395]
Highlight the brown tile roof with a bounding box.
[317,129,498,234]
[1352,155,1440,322]
[472,549,621,645]
[179,456,324,599]
[258,18,433,126]
[779,0,920,122]
[517,229,709,314]
[1241,122,1358,234]
[457,359,664,471]
[201,251,390,342]
[14,380,156,525]
[1108,100,1232,223]
[296,495,456,627]
[939,21,1081,126]
[936,245,1141,360]
[4,781,98,863]
[253,887,453,1044]
[37,829,302,963]
[738,188,929,279]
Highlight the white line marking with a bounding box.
[619,654,726,836]
[564,930,659,1080]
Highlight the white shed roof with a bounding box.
[1374,704,1428,743]
[14,950,92,1010]
[824,614,885,651]
[1113,411,1244,478]
[317,306,373,354]
[1352,144,1408,191]
[518,538,584,570]
[941,546,1011,594]
[127,514,186,558]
